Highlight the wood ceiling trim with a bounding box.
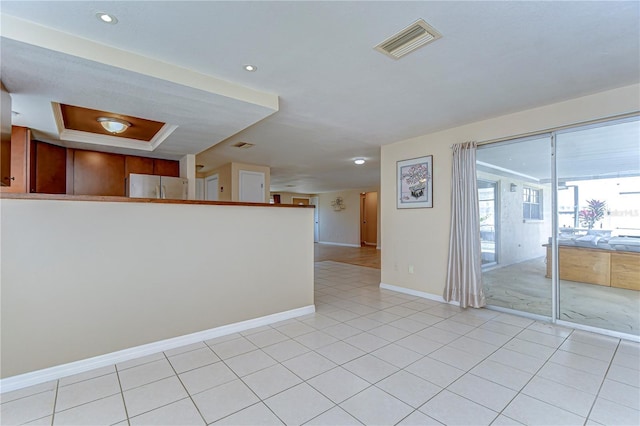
[60,104,165,142]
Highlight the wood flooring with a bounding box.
[314,244,380,269]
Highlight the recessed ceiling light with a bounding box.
[96,12,118,24]
[97,117,130,134]
[243,64,257,72]
[354,158,365,165]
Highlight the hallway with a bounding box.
[314,244,380,269]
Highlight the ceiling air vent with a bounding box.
[232,141,255,149]
[375,19,442,60]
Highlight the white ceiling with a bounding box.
[1,1,639,193]
[477,117,640,182]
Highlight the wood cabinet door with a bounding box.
[73,150,125,196]
[125,156,154,177]
[0,132,10,187]
[153,159,179,177]
[31,141,66,194]
[0,126,30,193]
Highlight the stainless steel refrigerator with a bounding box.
[127,173,188,200]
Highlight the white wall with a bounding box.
[318,190,362,246]
[270,192,315,204]
[381,84,640,297]
[1,198,314,378]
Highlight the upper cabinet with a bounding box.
[0,126,31,193]
[153,158,179,177]
[71,150,126,196]
[30,140,66,194]
[125,156,179,178]
[0,126,180,196]
[69,150,180,196]
[125,155,154,177]
[1,82,12,186]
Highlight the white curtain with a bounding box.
[443,141,486,308]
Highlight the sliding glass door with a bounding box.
[555,118,640,335]
[477,136,552,318]
[478,116,640,338]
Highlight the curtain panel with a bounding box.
[443,141,486,308]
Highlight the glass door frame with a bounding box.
[479,114,640,342]
[478,178,499,269]
[552,116,639,341]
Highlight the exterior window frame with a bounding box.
[523,186,543,220]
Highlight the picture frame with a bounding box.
[397,155,433,208]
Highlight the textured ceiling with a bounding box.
[2,1,639,193]
[477,118,640,182]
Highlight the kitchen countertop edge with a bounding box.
[0,193,315,208]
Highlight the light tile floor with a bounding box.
[1,261,639,425]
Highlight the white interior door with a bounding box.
[239,170,265,203]
[205,174,219,201]
[195,178,205,200]
[310,196,319,243]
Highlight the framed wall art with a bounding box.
[397,155,433,208]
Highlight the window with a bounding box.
[523,187,543,219]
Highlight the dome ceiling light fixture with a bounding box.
[354,158,366,165]
[243,64,257,72]
[97,117,131,134]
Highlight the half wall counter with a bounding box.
[0,193,315,387]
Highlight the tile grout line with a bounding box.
[49,380,59,426]
[496,327,597,421]
[114,365,131,426]
[583,339,623,422]
[210,344,290,425]
[161,349,209,425]
[319,280,590,423]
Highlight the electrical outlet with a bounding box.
[408,265,414,274]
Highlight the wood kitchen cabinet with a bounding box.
[0,126,31,193]
[0,131,9,187]
[125,155,154,177]
[1,82,11,187]
[125,156,179,178]
[30,140,66,194]
[71,149,125,196]
[2,127,179,196]
[153,158,179,177]
[69,152,177,196]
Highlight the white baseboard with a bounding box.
[318,241,361,248]
[379,282,459,306]
[0,305,315,394]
